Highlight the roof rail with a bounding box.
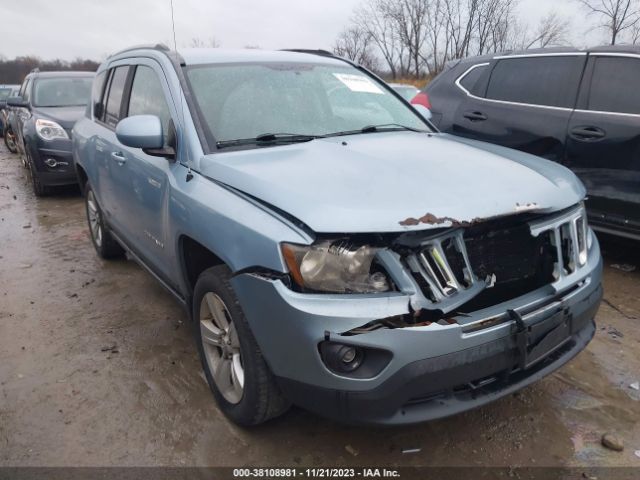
[281,49,336,57]
[108,43,171,59]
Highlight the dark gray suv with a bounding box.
[8,70,93,195]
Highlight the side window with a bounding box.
[588,57,640,114]
[126,65,172,142]
[91,70,108,120]
[486,56,584,108]
[18,78,29,98]
[22,78,33,102]
[104,66,129,128]
[458,64,488,96]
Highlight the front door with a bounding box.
[111,61,178,281]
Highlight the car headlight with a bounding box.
[281,240,391,293]
[36,118,68,141]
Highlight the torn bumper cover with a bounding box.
[231,208,603,425]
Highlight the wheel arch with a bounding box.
[76,163,88,196]
[178,234,228,300]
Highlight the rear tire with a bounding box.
[193,265,290,426]
[84,182,124,259]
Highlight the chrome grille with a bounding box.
[529,205,589,285]
[405,230,480,302]
[405,205,590,306]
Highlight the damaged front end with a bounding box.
[348,202,594,333]
[231,202,602,425]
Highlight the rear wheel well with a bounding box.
[181,236,226,293]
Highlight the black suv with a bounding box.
[421,46,640,241]
[7,70,93,196]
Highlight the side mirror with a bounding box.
[7,96,28,108]
[116,115,163,148]
[116,115,175,158]
[413,104,432,121]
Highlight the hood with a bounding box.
[35,106,86,130]
[199,132,586,233]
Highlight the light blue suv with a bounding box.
[73,45,603,426]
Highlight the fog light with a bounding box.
[319,341,392,378]
[44,158,58,167]
[320,342,364,373]
[341,346,357,364]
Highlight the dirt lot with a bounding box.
[1,141,639,470]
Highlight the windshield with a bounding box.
[33,77,93,107]
[0,88,15,100]
[186,62,431,148]
[393,86,419,101]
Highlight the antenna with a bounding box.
[169,0,193,182]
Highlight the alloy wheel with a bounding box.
[199,292,244,404]
[86,190,103,248]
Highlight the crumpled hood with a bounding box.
[199,132,586,233]
[35,106,86,130]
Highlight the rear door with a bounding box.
[565,53,640,236]
[451,54,586,162]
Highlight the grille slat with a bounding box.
[404,206,589,309]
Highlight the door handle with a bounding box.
[111,151,126,164]
[463,111,487,122]
[570,126,606,141]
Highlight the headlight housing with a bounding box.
[35,118,68,141]
[281,240,391,293]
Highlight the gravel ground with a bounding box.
[1,141,639,469]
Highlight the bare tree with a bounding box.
[189,36,220,48]
[354,0,408,78]
[334,0,570,79]
[333,26,380,71]
[632,22,640,42]
[524,11,571,48]
[476,0,519,54]
[388,0,431,77]
[578,0,640,45]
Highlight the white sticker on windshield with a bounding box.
[333,73,384,94]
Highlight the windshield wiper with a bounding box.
[216,133,325,149]
[361,123,427,133]
[326,124,428,138]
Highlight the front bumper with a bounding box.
[26,137,77,186]
[232,231,603,425]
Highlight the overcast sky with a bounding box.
[0,0,603,61]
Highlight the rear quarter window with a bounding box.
[486,56,584,108]
[458,64,489,96]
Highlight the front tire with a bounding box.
[25,146,51,197]
[84,182,124,259]
[193,265,290,426]
[4,127,18,154]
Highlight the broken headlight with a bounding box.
[281,240,390,293]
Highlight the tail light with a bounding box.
[411,91,431,109]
